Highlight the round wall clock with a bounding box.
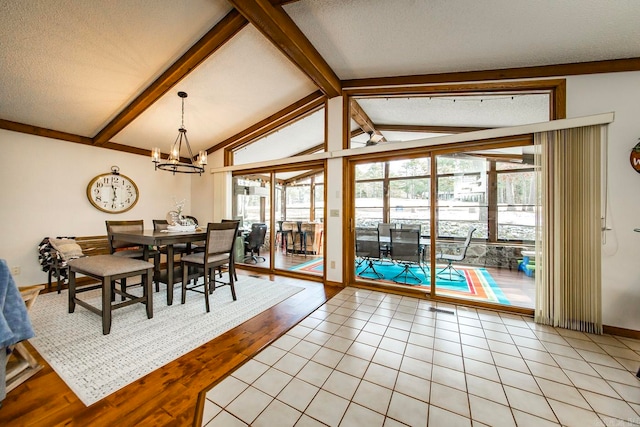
[631,140,640,174]
[86,166,139,213]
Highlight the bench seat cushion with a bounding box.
[68,255,153,277]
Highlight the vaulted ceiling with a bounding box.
[2,0,640,164]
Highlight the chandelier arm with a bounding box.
[182,131,198,163]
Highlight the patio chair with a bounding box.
[436,227,476,281]
[377,222,396,264]
[390,229,427,284]
[355,228,383,279]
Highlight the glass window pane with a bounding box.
[497,171,536,241]
[389,178,430,234]
[355,181,383,227]
[233,174,271,269]
[275,169,323,276]
[436,156,488,239]
[388,158,430,177]
[356,162,384,180]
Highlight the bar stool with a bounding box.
[281,221,296,254]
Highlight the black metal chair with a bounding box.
[401,223,425,261]
[390,229,427,284]
[244,223,268,264]
[180,222,239,313]
[355,228,383,279]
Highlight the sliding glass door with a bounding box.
[351,143,538,311]
[233,174,272,268]
[232,164,325,277]
[274,169,324,277]
[354,157,431,286]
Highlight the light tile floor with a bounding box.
[201,287,640,426]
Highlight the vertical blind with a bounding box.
[534,125,603,334]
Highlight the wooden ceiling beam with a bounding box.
[92,9,248,146]
[376,124,489,133]
[349,99,386,143]
[343,57,640,89]
[0,119,93,145]
[228,0,341,98]
[294,143,324,157]
[216,90,324,155]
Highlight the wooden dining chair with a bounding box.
[153,219,191,254]
[105,220,160,297]
[180,221,239,313]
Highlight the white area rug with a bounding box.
[28,276,302,406]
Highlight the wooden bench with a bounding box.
[46,235,111,293]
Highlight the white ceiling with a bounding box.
[234,108,325,165]
[285,0,640,79]
[0,0,231,136]
[1,0,640,163]
[113,25,317,156]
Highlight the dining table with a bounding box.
[110,228,207,305]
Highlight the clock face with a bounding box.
[86,172,139,213]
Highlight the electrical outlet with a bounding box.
[11,266,20,276]
[330,261,336,269]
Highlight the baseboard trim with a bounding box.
[603,324,640,340]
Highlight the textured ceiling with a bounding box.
[286,0,640,80]
[113,25,317,155]
[0,0,230,136]
[1,0,640,163]
[233,108,325,165]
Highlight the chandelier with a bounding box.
[151,91,207,175]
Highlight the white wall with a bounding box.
[325,96,344,283]
[566,71,640,330]
[5,70,639,331]
[0,130,191,287]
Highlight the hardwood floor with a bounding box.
[0,273,340,426]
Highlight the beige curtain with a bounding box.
[534,125,603,334]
